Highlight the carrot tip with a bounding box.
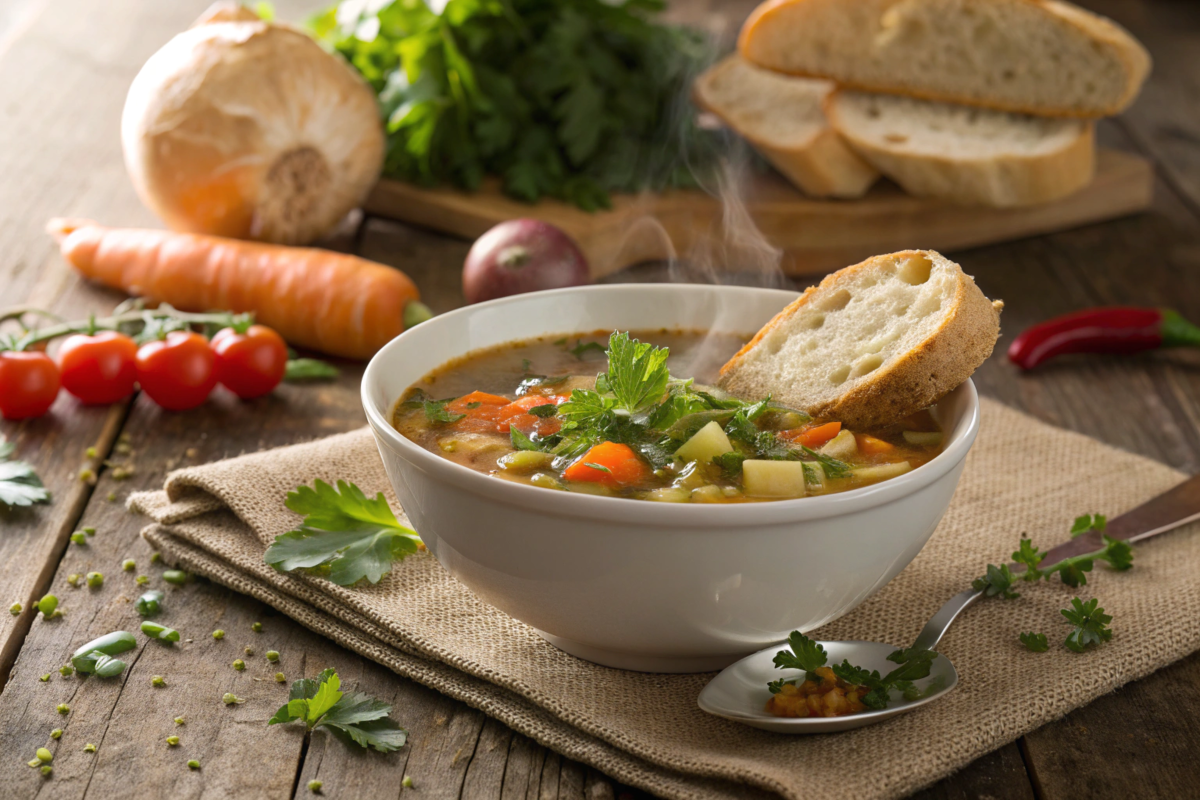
[45,218,96,239]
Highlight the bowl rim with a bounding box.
[362,284,980,528]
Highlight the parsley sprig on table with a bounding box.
[973,514,1132,597]
[309,0,719,210]
[269,668,408,752]
[264,480,421,586]
[767,631,938,710]
[1061,597,1113,653]
[0,434,50,507]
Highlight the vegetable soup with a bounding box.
[392,330,943,502]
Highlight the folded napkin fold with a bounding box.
[131,398,1200,800]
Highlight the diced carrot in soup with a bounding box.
[855,433,896,454]
[780,421,841,449]
[447,391,510,417]
[496,395,566,434]
[562,442,651,488]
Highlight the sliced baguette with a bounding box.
[693,55,879,198]
[738,0,1150,119]
[718,250,1002,428]
[826,90,1095,207]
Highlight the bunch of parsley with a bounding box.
[308,0,719,210]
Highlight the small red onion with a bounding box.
[462,219,591,304]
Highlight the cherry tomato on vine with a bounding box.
[211,325,288,400]
[135,331,217,411]
[57,331,138,405]
[0,351,60,419]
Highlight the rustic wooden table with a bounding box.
[3,0,1199,797]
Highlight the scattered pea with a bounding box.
[66,574,81,587]
[244,646,255,656]
[135,575,150,586]
[152,675,165,687]
[83,527,95,536]
[275,672,286,683]
[10,603,21,615]
[122,559,135,572]
[112,466,133,481]
[308,780,323,793]
[403,775,414,789]
[79,468,96,483]
[50,729,62,740]
[86,572,104,588]
[115,441,132,455]
[70,532,87,546]
[212,629,225,640]
[232,659,245,671]
[41,765,52,777]
[222,693,243,705]
[36,747,52,763]
[85,447,97,459]
[150,552,162,564]
[37,595,58,617]
[187,759,200,770]
[174,716,185,726]
[166,735,179,746]
[266,650,280,663]
[56,704,69,715]
[162,570,189,586]
[251,622,262,633]
[59,665,73,677]
[27,759,41,768]
[39,674,50,682]
[83,744,96,753]
[106,492,116,502]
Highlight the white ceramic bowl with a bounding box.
[362,284,979,673]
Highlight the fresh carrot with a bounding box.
[47,219,425,360]
[562,442,651,488]
[445,391,511,432]
[855,434,896,455]
[496,395,565,436]
[780,422,841,449]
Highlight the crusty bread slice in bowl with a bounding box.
[692,55,879,199]
[738,0,1150,119]
[718,250,1002,428]
[825,90,1095,207]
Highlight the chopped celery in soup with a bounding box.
[392,331,942,502]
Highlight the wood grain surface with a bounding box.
[2,1,1200,799]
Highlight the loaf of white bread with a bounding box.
[738,0,1150,118]
[698,0,1148,207]
[693,55,879,199]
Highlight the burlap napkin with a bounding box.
[130,398,1200,800]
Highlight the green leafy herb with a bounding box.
[528,403,558,418]
[308,0,718,211]
[509,427,547,452]
[1011,538,1045,580]
[0,436,50,507]
[269,668,408,753]
[711,451,747,479]
[466,401,482,409]
[1062,597,1113,652]
[582,462,611,474]
[1070,514,1107,536]
[1019,632,1049,652]
[422,399,466,425]
[568,341,606,360]
[798,445,852,479]
[972,563,1020,599]
[284,359,339,382]
[264,480,422,586]
[768,631,937,709]
[600,332,670,413]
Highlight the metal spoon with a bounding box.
[698,474,1200,733]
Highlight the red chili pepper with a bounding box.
[1008,307,1200,370]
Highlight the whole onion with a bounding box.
[121,2,384,245]
[462,219,591,304]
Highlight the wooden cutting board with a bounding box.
[364,148,1153,279]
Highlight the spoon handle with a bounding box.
[910,473,1200,652]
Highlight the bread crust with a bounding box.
[692,56,879,198]
[718,250,1002,428]
[738,0,1151,119]
[824,91,1096,207]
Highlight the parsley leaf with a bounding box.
[568,341,606,360]
[601,332,670,413]
[1011,538,1045,581]
[1070,513,1107,536]
[972,563,1021,599]
[1020,632,1049,652]
[711,451,747,479]
[264,480,422,586]
[269,668,408,753]
[423,399,466,425]
[771,631,828,674]
[1062,597,1113,653]
[529,403,558,418]
[0,436,50,507]
[510,427,547,452]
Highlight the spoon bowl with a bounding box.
[697,640,958,734]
